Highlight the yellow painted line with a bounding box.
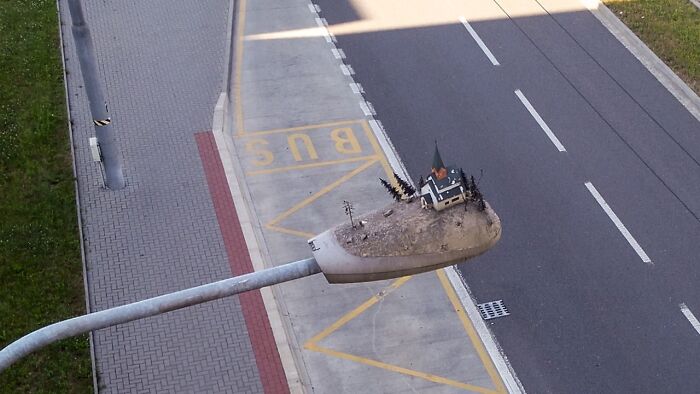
[306,344,500,394]
[247,155,376,176]
[267,158,378,227]
[304,274,499,393]
[265,225,315,239]
[234,0,247,135]
[237,119,364,137]
[305,276,411,345]
[437,269,508,394]
[361,121,399,183]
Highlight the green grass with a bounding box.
[604,0,700,94]
[0,0,92,392]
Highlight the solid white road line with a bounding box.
[680,304,700,335]
[359,101,375,116]
[584,182,652,264]
[459,16,500,66]
[340,64,354,75]
[331,48,346,59]
[349,82,364,94]
[447,267,525,394]
[314,17,328,27]
[514,89,567,152]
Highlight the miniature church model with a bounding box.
[420,144,468,211]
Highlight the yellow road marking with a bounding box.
[241,120,503,391]
[306,344,500,394]
[266,158,378,229]
[265,225,315,239]
[238,119,364,137]
[234,0,247,134]
[306,276,411,344]
[437,269,508,394]
[304,273,502,393]
[247,155,376,176]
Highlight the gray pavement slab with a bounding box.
[59,0,269,392]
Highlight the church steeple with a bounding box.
[431,142,447,180]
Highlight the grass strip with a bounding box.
[0,0,92,392]
[604,0,700,94]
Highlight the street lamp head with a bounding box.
[308,199,501,283]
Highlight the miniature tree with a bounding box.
[379,178,402,202]
[393,172,416,197]
[459,169,470,196]
[459,168,470,210]
[469,175,477,200]
[343,200,355,228]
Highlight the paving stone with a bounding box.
[58,0,265,392]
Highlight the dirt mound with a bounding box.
[335,200,498,257]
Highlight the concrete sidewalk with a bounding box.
[59,0,284,392]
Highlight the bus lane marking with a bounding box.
[237,120,381,239]
[304,271,505,394]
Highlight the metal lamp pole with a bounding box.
[67,0,125,189]
[0,258,320,372]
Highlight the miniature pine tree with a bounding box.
[469,175,477,199]
[459,169,470,197]
[379,178,402,201]
[393,172,416,197]
[458,169,469,210]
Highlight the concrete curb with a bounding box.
[215,0,309,390]
[581,0,700,122]
[447,267,525,393]
[212,94,308,393]
[214,1,312,391]
[55,0,99,392]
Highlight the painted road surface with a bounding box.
[301,0,700,392]
[219,0,519,391]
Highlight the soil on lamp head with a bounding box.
[334,199,498,258]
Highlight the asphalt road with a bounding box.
[312,0,700,392]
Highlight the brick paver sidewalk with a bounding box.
[59,0,284,392]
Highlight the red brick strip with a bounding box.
[196,131,290,394]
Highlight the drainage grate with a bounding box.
[477,300,510,320]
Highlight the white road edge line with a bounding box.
[359,101,375,116]
[584,182,652,264]
[446,267,525,394]
[514,89,567,152]
[459,16,500,66]
[331,48,346,60]
[340,64,354,76]
[680,303,700,335]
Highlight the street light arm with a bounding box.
[0,257,321,373]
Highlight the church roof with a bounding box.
[421,167,465,203]
[432,143,445,171]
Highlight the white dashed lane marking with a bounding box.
[459,16,500,66]
[680,303,700,335]
[585,182,652,264]
[515,89,567,152]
